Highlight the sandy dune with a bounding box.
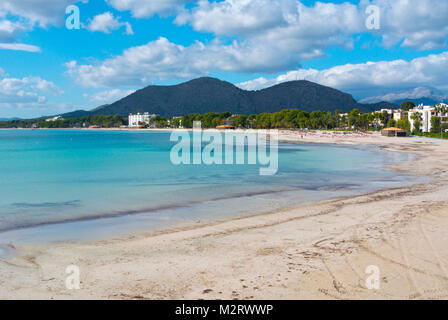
[1,131,448,300]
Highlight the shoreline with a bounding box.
[1,131,448,299]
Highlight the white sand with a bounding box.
[1,131,448,300]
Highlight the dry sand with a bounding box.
[1,131,448,300]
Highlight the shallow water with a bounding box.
[0,129,418,244]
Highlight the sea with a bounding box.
[0,129,418,247]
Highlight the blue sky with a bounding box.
[0,0,448,118]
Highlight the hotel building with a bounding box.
[408,103,448,133]
[128,112,157,128]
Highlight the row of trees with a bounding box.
[0,115,128,129]
[1,108,414,132]
[177,109,412,131]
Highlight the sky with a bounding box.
[0,0,448,118]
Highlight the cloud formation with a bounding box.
[177,0,448,51]
[0,0,85,27]
[86,12,133,35]
[0,19,26,42]
[0,0,85,52]
[237,51,448,97]
[66,37,210,87]
[0,73,74,117]
[373,0,448,50]
[66,0,448,88]
[106,0,189,18]
[0,75,62,107]
[86,89,136,104]
[360,87,448,103]
[0,43,41,52]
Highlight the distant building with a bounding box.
[393,109,405,121]
[408,103,448,133]
[169,117,184,128]
[216,125,235,130]
[376,109,393,116]
[46,116,63,122]
[381,127,408,137]
[128,112,157,128]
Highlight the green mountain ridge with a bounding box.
[61,77,397,118]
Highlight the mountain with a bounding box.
[61,77,396,118]
[361,86,448,106]
[58,110,92,118]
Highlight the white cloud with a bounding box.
[175,0,296,36]
[0,76,62,106]
[360,87,448,103]
[0,43,41,52]
[177,0,448,53]
[29,77,63,94]
[76,0,447,87]
[175,0,364,68]
[65,60,77,69]
[0,0,88,51]
[0,0,86,27]
[0,75,72,118]
[86,12,133,35]
[65,29,363,88]
[66,37,211,87]
[372,0,448,50]
[0,19,26,42]
[106,0,189,18]
[86,89,136,104]
[237,51,448,98]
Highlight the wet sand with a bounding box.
[1,131,448,300]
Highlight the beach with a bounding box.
[1,131,448,300]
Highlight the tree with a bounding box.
[348,109,360,129]
[411,112,422,134]
[401,101,415,112]
[310,111,326,129]
[231,114,248,128]
[295,111,310,129]
[435,104,448,117]
[396,119,411,133]
[380,110,389,127]
[387,118,397,128]
[431,116,441,133]
[357,113,370,130]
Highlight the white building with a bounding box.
[128,112,156,128]
[46,116,63,122]
[408,103,448,133]
[171,116,184,128]
[376,109,393,116]
[393,110,404,121]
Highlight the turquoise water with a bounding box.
[0,129,416,243]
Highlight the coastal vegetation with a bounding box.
[180,109,411,132]
[0,115,127,129]
[0,108,412,132]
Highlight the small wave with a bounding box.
[11,200,81,208]
[0,188,300,234]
